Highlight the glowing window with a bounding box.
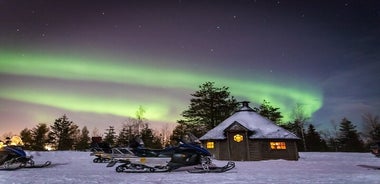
[206,141,214,149]
[270,142,286,150]
[233,134,244,143]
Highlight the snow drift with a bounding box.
[0,151,379,184]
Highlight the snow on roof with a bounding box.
[200,102,299,140]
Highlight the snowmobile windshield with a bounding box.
[5,146,27,157]
[178,134,211,157]
[180,133,201,145]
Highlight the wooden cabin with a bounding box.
[199,101,300,161]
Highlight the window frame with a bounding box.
[269,141,287,150]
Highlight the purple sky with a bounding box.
[0,0,379,136]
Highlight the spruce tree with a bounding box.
[50,115,78,150]
[170,121,188,144]
[19,128,33,150]
[104,126,116,147]
[305,124,327,151]
[253,100,283,124]
[140,123,162,149]
[31,123,50,151]
[179,82,239,137]
[337,118,364,152]
[76,126,91,151]
[116,126,131,147]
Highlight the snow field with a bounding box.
[0,151,379,184]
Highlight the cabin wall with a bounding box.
[202,140,229,160]
[203,139,299,161]
[249,139,299,161]
[218,140,229,160]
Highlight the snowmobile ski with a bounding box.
[0,161,52,170]
[187,161,235,173]
[23,161,52,168]
[0,164,23,171]
[106,159,118,167]
[114,161,171,173]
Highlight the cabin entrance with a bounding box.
[226,122,248,161]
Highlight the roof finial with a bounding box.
[237,101,254,112]
[241,101,250,107]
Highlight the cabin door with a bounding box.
[228,131,248,161]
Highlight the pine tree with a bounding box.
[140,123,162,149]
[76,126,91,151]
[19,128,33,150]
[179,82,239,137]
[31,123,50,151]
[305,124,328,151]
[170,121,188,145]
[50,115,79,150]
[337,118,364,152]
[116,127,130,147]
[104,126,116,147]
[253,100,283,124]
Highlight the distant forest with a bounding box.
[3,82,380,152]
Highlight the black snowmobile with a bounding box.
[0,146,51,170]
[107,135,235,173]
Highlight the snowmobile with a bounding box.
[91,148,111,163]
[0,146,51,170]
[107,135,235,173]
[92,147,137,163]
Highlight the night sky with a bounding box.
[1,0,379,135]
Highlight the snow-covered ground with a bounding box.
[0,151,379,184]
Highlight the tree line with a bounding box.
[8,81,380,152]
[17,112,167,151]
[19,115,90,151]
[170,82,380,152]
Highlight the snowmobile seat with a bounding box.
[132,148,161,157]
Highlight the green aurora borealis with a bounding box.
[0,50,323,123]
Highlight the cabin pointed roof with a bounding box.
[199,101,299,140]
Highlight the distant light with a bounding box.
[44,145,54,151]
[10,136,24,146]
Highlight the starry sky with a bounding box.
[1,0,379,136]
